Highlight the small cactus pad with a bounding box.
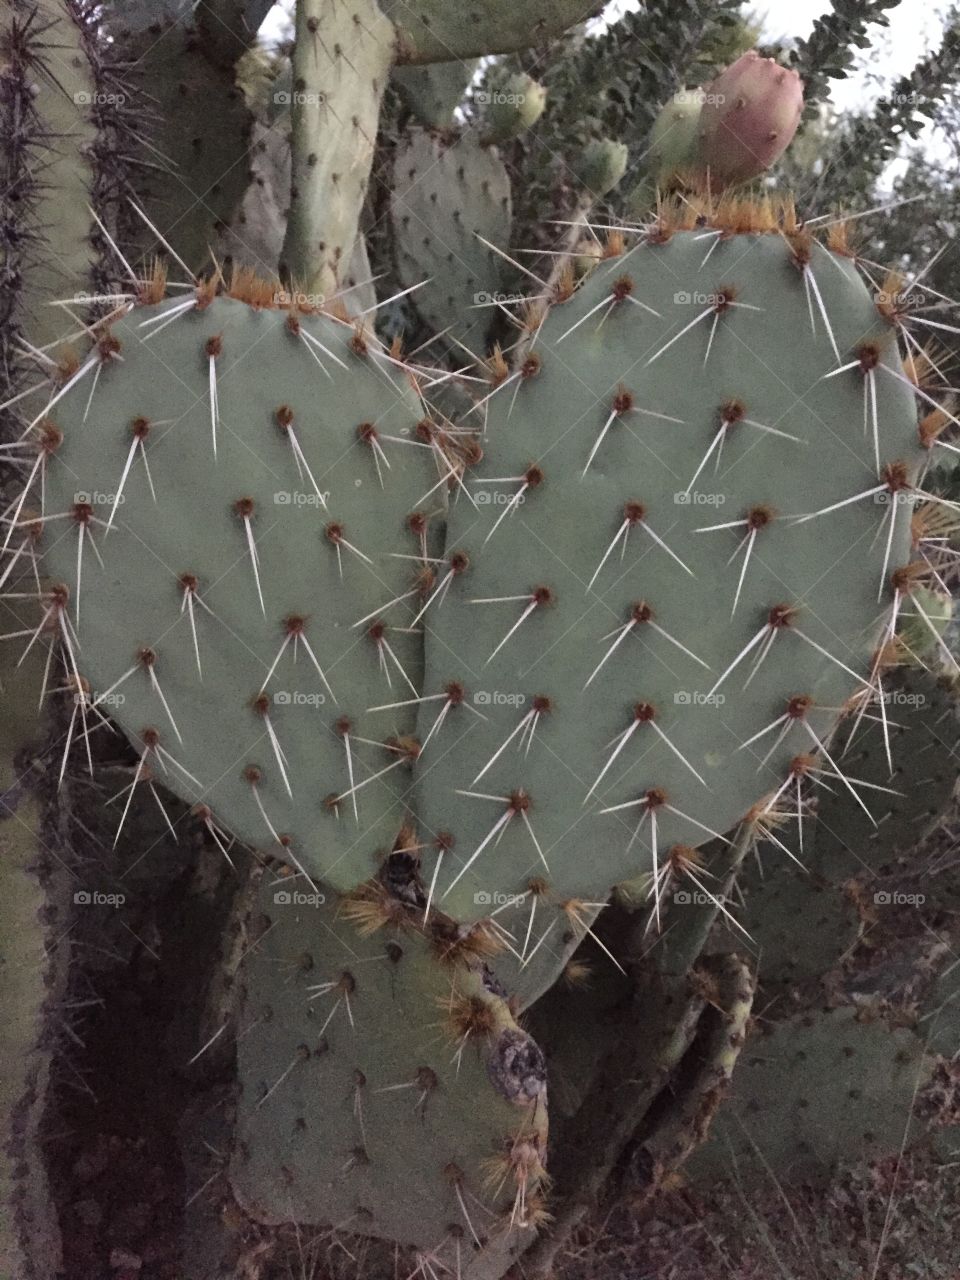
[391,129,512,342]
[229,870,548,1254]
[413,215,923,923]
[490,892,607,1012]
[393,59,479,129]
[37,289,445,892]
[693,1007,931,1184]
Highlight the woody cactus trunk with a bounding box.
[3,1,960,1277]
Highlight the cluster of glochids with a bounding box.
[3,193,959,932]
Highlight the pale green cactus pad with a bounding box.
[693,1007,931,1183]
[229,869,548,1255]
[413,220,924,923]
[36,289,444,893]
[391,128,512,342]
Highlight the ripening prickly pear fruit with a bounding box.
[482,73,548,144]
[648,89,703,189]
[575,137,628,196]
[698,50,804,185]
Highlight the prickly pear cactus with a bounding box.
[391,129,512,343]
[35,285,444,893]
[413,205,925,923]
[230,867,548,1257]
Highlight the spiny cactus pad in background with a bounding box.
[393,59,479,130]
[391,0,600,62]
[413,206,924,924]
[36,287,444,892]
[693,1007,931,1185]
[490,892,607,1012]
[391,129,512,344]
[108,8,251,275]
[229,869,548,1256]
[711,667,960,990]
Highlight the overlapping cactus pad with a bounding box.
[38,287,445,891]
[230,868,548,1253]
[413,210,925,922]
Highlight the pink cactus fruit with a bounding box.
[698,50,804,185]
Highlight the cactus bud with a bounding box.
[481,73,548,144]
[698,50,804,186]
[575,137,628,197]
[648,89,703,189]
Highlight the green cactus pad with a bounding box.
[393,59,479,129]
[229,869,548,1255]
[393,0,598,63]
[490,892,607,1011]
[37,290,443,893]
[693,1007,931,1184]
[391,129,512,342]
[413,221,924,923]
[712,667,960,990]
